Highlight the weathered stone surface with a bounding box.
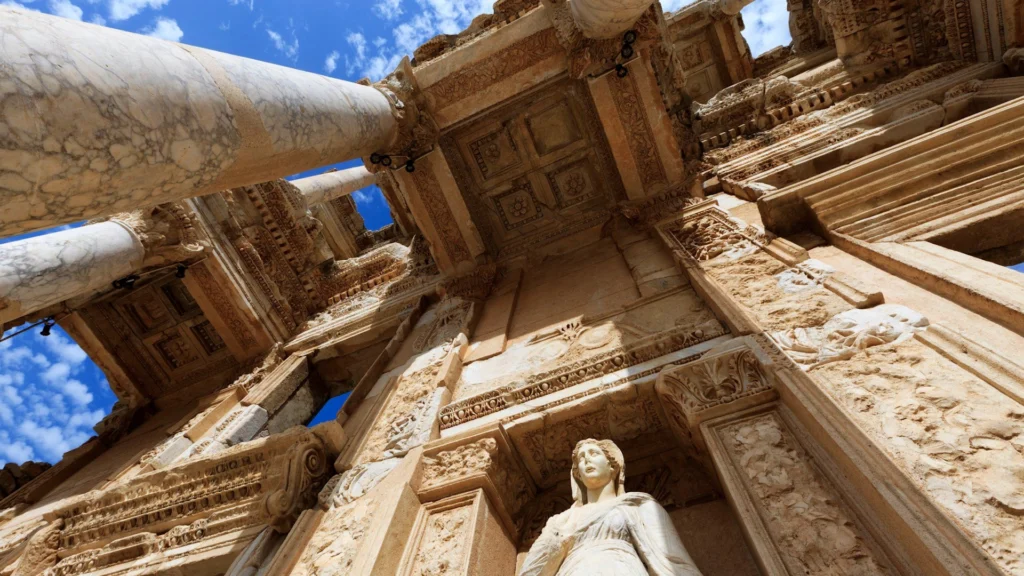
[4,2,1024,576]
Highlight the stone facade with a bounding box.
[2,0,1024,575]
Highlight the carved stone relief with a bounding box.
[774,259,835,294]
[14,427,334,576]
[405,502,472,576]
[440,76,625,259]
[607,70,668,192]
[812,340,1024,574]
[663,206,767,265]
[770,304,929,368]
[711,411,894,575]
[419,437,534,521]
[445,309,724,429]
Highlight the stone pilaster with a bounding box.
[0,7,398,236]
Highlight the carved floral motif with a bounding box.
[608,70,667,192]
[718,412,893,575]
[421,438,533,518]
[656,347,771,433]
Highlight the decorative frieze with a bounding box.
[769,304,929,369]
[660,202,768,266]
[425,29,562,112]
[439,320,725,429]
[36,426,335,575]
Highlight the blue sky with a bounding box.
[0,0,798,465]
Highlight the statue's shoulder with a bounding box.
[621,492,659,505]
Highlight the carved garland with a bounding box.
[608,70,667,192]
[187,264,259,351]
[411,161,473,265]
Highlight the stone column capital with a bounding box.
[106,203,207,269]
[369,58,440,166]
[544,0,663,79]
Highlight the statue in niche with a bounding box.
[519,439,703,576]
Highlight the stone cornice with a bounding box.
[439,318,727,430]
[37,426,338,575]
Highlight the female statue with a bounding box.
[519,439,704,576]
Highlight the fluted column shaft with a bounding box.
[0,8,398,237]
[291,167,376,207]
[570,0,654,39]
[0,223,143,325]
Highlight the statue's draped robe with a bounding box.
[519,493,703,576]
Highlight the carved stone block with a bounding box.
[416,426,535,538]
[703,406,896,575]
[398,489,516,576]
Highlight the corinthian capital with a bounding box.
[108,203,207,269]
[370,58,439,167]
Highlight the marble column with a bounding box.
[0,222,143,325]
[0,7,398,237]
[716,0,756,16]
[291,167,376,207]
[570,0,654,39]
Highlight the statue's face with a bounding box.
[576,442,613,490]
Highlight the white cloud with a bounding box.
[44,332,87,365]
[41,362,71,386]
[324,50,340,74]
[90,13,106,24]
[0,1,36,10]
[49,0,83,19]
[142,16,183,41]
[740,0,792,57]
[348,0,493,81]
[228,0,253,9]
[266,27,299,60]
[108,0,169,21]
[0,326,114,466]
[373,0,402,20]
[352,188,385,207]
[62,379,93,406]
[219,20,230,30]
[347,32,367,60]
[0,439,35,465]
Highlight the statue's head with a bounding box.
[570,439,626,505]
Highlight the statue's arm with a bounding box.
[518,516,570,576]
[630,498,704,576]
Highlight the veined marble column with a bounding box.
[0,223,143,325]
[716,0,756,16]
[570,0,654,39]
[0,7,398,237]
[291,167,376,207]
